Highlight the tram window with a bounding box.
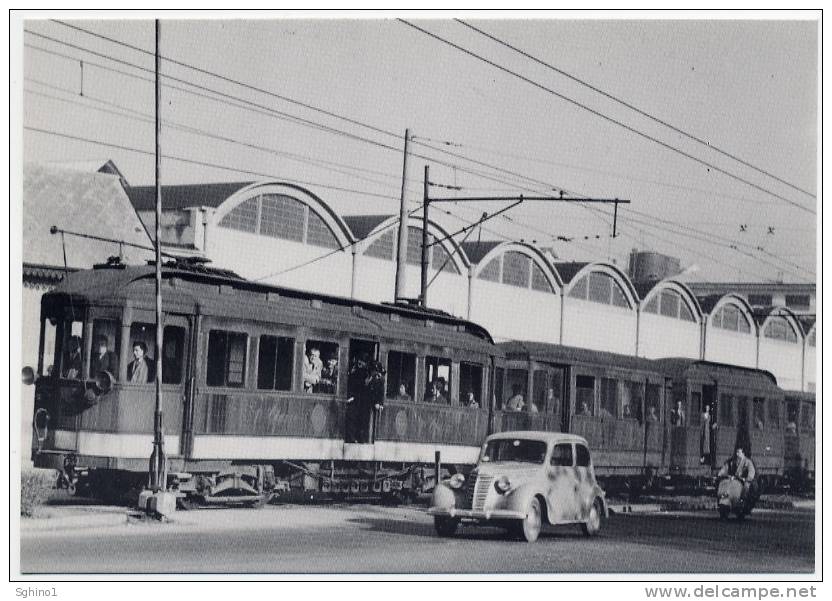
[575,444,591,467]
[768,399,780,429]
[600,378,618,418]
[424,356,452,404]
[532,370,548,413]
[207,330,248,388]
[91,320,120,380]
[575,376,595,416]
[386,351,417,401]
[752,398,766,430]
[60,320,84,380]
[459,362,483,408]
[129,323,158,383]
[303,340,339,394]
[505,369,528,411]
[689,391,702,425]
[550,443,573,467]
[621,380,643,421]
[800,403,814,432]
[40,318,58,376]
[645,384,661,422]
[719,394,734,426]
[547,368,564,416]
[494,367,505,410]
[257,336,294,391]
[161,326,186,384]
[786,401,799,434]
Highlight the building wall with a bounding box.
[561,297,637,355]
[638,313,701,359]
[469,278,559,343]
[758,338,803,392]
[703,327,757,368]
[208,227,353,297]
[804,344,816,392]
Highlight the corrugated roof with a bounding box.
[126,181,253,211]
[341,214,392,240]
[460,240,503,265]
[23,163,153,271]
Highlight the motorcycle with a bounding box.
[716,475,756,520]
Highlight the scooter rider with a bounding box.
[718,446,758,502]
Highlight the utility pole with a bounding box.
[394,129,410,302]
[420,165,430,306]
[149,18,167,495]
[418,164,630,308]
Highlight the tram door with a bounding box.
[347,338,379,443]
[702,384,717,467]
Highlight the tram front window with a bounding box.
[91,319,120,380]
[39,317,58,377]
[59,319,84,380]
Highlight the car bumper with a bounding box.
[427,507,526,520]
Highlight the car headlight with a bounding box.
[448,473,466,489]
[494,475,511,494]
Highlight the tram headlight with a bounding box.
[95,370,114,394]
[494,475,512,494]
[22,366,35,386]
[448,473,466,489]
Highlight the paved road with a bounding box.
[20,504,814,574]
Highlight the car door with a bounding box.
[574,443,597,520]
[545,442,578,523]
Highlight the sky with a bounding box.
[20,16,819,283]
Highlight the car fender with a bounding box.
[504,482,546,519]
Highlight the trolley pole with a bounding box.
[393,129,410,302]
[420,165,430,306]
[149,18,167,495]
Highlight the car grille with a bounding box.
[464,475,493,511]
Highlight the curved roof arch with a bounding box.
[557,261,639,309]
[700,293,759,335]
[463,240,563,290]
[637,278,704,321]
[210,181,356,247]
[755,306,805,342]
[351,214,471,273]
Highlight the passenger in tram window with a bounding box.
[671,401,686,426]
[63,336,83,379]
[90,335,118,379]
[578,401,592,416]
[599,405,613,418]
[506,385,525,412]
[465,390,479,409]
[395,382,411,402]
[622,403,633,419]
[127,341,155,383]
[425,380,447,404]
[317,355,338,394]
[437,377,449,402]
[646,406,659,422]
[303,346,323,393]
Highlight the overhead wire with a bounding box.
[456,18,816,200]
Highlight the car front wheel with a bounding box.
[581,498,603,537]
[514,497,542,543]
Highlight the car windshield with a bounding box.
[481,439,547,464]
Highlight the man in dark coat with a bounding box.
[363,360,386,442]
[90,335,118,379]
[345,354,368,443]
[718,446,758,502]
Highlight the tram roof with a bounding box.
[43,262,498,354]
[498,340,662,374]
[652,358,779,389]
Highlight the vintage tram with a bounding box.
[29,259,499,505]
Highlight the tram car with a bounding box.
[783,390,816,491]
[28,258,499,505]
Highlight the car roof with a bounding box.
[486,430,589,446]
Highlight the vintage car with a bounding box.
[428,431,608,542]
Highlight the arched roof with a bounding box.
[637,278,703,321]
[699,293,758,334]
[556,261,639,308]
[462,240,563,289]
[211,181,356,247]
[350,214,470,273]
[754,306,805,341]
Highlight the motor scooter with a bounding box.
[717,475,755,520]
